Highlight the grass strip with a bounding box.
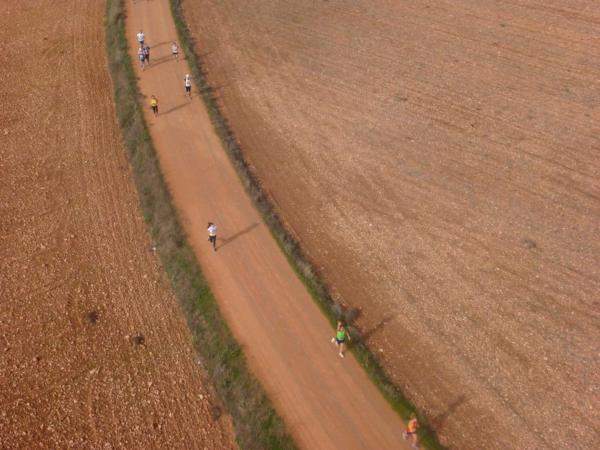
[104,1,296,449]
[169,1,447,449]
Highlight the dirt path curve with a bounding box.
[127,1,409,448]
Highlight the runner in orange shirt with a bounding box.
[402,413,419,448]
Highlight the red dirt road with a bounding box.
[1,0,234,448]
[127,0,410,448]
[181,1,600,449]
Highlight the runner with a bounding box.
[137,46,145,70]
[402,413,420,449]
[331,321,351,358]
[184,74,192,99]
[150,95,158,116]
[207,222,217,251]
[171,41,179,61]
[143,44,150,65]
[136,29,145,47]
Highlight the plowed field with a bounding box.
[0,1,234,448]
[183,1,600,449]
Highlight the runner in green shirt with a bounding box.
[331,321,351,358]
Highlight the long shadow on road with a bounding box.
[218,223,260,250]
[160,101,191,115]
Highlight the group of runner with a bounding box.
[136,30,150,70]
[331,321,420,447]
[135,30,191,117]
[136,27,421,450]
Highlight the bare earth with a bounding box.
[0,1,234,448]
[183,1,600,449]
[125,0,412,449]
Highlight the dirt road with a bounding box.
[181,1,600,449]
[126,0,410,448]
[0,0,234,448]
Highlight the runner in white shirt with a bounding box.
[137,46,145,70]
[207,222,217,252]
[137,30,145,46]
[143,45,150,65]
[184,74,192,98]
[171,41,179,61]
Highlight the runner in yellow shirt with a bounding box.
[150,95,158,116]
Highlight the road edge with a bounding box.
[104,1,297,448]
[169,1,446,449]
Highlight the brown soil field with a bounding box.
[0,1,234,448]
[183,1,600,449]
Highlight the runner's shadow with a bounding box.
[430,395,467,431]
[362,313,398,342]
[217,223,260,250]
[202,83,230,98]
[144,55,176,69]
[198,49,216,58]
[161,102,191,115]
